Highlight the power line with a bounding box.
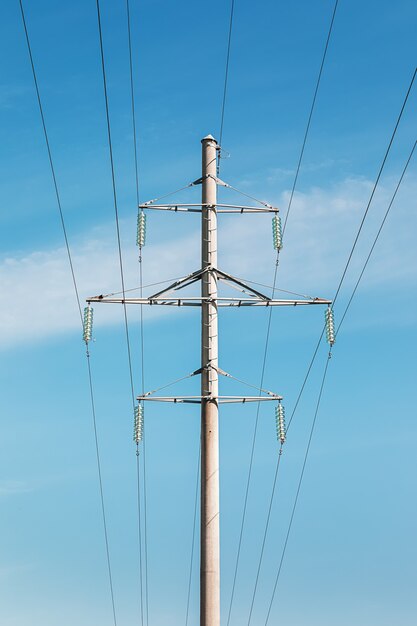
[18,0,83,325]
[225,260,280,626]
[250,71,417,623]
[264,351,332,625]
[96,3,152,623]
[126,0,141,207]
[185,444,201,626]
[246,446,284,625]
[336,138,416,337]
[86,350,118,626]
[125,0,149,623]
[18,2,118,623]
[332,67,417,307]
[282,0,340,235]
[246,141,415,620]
[219,0,235,158]
[226,4,339,620]
[288,67,417,431]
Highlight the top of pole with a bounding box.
[201,134,218,144]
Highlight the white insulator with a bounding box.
[272,214,283,251]
[136,211,146,248]
[133,404,144,444]
[325,307,335,346]
[275,402,286,445]
[83,305,93,343]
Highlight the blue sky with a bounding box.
[1,1,417,625]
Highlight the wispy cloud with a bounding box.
[0,480,32,497]
[1,176,415,349]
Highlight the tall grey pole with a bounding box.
[200,135,220,626]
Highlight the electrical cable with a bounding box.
[250,73,417,624]
[18,0,83,325]
[218,0,235,173]
[185,444,201,626]
[225,259,280,626]
[332,68,416,307]
[264,351,332,625]
[335,138,416,338]
[286,69,417,435]
[139,257,150,626]
[226,4,339,621]
[282,0,340,235]
[86,349,118,626]
[246,445,284,625]
[18,2,118,623]
[125,0,147,623]
[95,0,136,414]
[244,141,416,620]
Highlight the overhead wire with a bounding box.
[18,1,118,623]
[226,2,339,622]
[185,444,201,626]
[332,67,416,307]
[336,138,417,338]
[250,70,417,623]
[95,0,136,417]
[264,350,332,625]
[125,0,147,623]
[18,0,83,326]
[218,0,235,172]
[287,66,417,433]
[226,261,279,626]
[282,0,340,235]
[246,445,284,625]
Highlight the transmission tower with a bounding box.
[85,135,332,626]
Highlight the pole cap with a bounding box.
[201,134,218,144]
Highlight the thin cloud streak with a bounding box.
[0,176,415,349]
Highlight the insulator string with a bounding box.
[275,402,286,445]
[137,211,147,248]
[325,307,335,346]
[272,214,283,251]
[83,305,94,343]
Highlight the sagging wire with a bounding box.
[263,349,332,625]
[185,444,201,626]
[230,2,340,621]
[125,0,148,622]
[335,138,417,339]
[226,256,281,626]
[282,0,340,236]
[253,70,417,624]
[19,2,118,623]
[218,0,235,175]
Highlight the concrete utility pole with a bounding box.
[86,134,332,626]
[200,135,220,626]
